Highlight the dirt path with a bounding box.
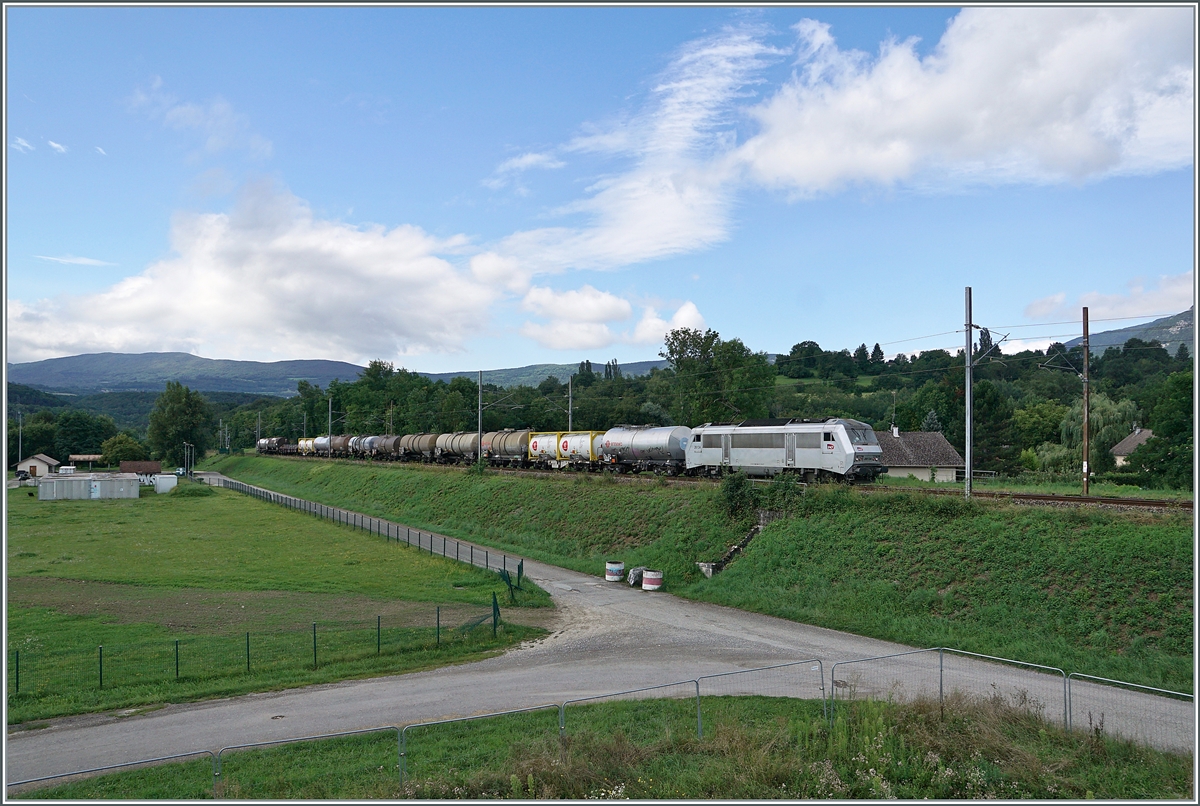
[6,477,1193,790]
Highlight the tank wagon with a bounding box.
[256,418,883,481]
[687,417,885,481]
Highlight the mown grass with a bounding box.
[687,487,1193,692]
[6,486,548,723]
[18,693,1192,799]
[209,456,1193,692]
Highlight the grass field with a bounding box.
[870,473,1191,500]
[209,456,1193,692]
[17,693,1192,799]
[6,483,549,724]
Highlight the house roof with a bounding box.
[69,454,104,462]
[26,454,61,467]
[873,430,965,468]
[1110,428,1153,457]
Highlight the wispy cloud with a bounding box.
[47,141,67,154]
[483,151,566,191]
[95,146,107,156]
[1023,271,1193,322]
[518,285,705,351]
[10,137,33,152]
[34,255,117,266]
[8,181,493,364]
[735,8,1194,195]
[128,76,272,159]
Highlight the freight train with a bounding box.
[257,418,886,482]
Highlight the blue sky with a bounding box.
[6,6,1195,372]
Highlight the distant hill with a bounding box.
[426,359,669,388]
[6,352,366,397]
[6,352,672,396]
[1064,308,1193,355]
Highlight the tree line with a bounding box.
[7,330,1192,488]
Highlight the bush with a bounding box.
[169,482,216,497]
[720,472,758,520]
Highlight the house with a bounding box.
[874,428,964,483]
[1110,428,1153,467]
[16,454,60,478]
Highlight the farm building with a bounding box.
[16,454,60,478]
[37,473,140,501]
[873,428,964,483]
[69,454,104,470]
[122,460,163,484]
[1110,428,1153,467]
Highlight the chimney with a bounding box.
[891,425,899,438]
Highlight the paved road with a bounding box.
[6,477,1193,789]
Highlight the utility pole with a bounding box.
[964,287,974,500]
[1082,307,1090,495]
[17,410,22,467]
[388,405,393,436]
[568,376,573,431]
[328,396,333,458]
[303,412,306,438]
[256,412,261,443]
[477,370,483,462]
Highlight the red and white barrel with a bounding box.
[641,570,663,591]
[605,560,624,582]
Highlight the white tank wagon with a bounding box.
[598,425,692,473]
[313,436,332,455]
[527,432,561,465]
[559,431,606,464]
[686,418,886,481]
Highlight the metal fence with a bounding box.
[7,651,1194,797]
[7,608,498,700]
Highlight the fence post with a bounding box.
[456,542,459,562]
[939,647,944,719]
[377,616,381,655]
[695,680,703,739]
[312,623,317,670]
[246,633,251,673]
[471,545,474,565]
[485,550,489,570]
[442,538,446,558]
[175,640,179,680]
[99,645,103,689]
[503,555,506,573]
[492,593,498,637]
[436,607,440,646]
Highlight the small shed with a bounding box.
[69,454,105,470]
[874,428,965,483]
[37,473,140,501]
[17,454,60,478]
[1111,428,1153,467]
[122,460,164,484]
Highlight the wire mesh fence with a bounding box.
[1067,673,1194,754]
[7,608,497,700]
[697,659,826,722]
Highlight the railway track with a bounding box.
[856,485,1193,510]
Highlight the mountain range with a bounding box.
[5,352,668,397]
[6,308,1190,397]
[1063,307,1192,356]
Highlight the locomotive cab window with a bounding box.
[822,432,832,441]
[693,434,701,442]
[846,428,878,445]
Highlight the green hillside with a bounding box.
[210,455,1193,692]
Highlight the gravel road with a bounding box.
[6,479,1193,790]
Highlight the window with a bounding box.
[702,434,723,449]
[822,432,832,441]
[731,433,785,449]
[796,433,820,449]
[693,434,701,442]
[846,428,878,445]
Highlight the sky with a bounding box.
[5,6,1196,373]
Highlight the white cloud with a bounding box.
[1078,271,1194,319]
[519,320,616,351]
[483,151,566,190]
[736,8,1195,194]
[1021,271,1193,325]
[129,76,272,159]
[33,255,117,266]
[47,141,67,153]
[521,285,632,323]
[485,28,780,278]
[7,181,494,364]
[630,302,706,345]
[1024,292,1068,320]
[10,137,33,152]
[95,146,106,155]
